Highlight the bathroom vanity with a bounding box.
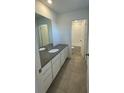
[35,13,69,93]
[39,44,69,93]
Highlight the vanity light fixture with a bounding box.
[47,0,52,4]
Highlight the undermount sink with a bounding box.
[39,47,46,51]
[48,49,59,53]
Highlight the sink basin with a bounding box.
[48,49,59,53]
[39,48,46,51]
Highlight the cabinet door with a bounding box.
[42,61,52,75]
[41,61,52,93]
[60,49,65,67]
[52,54,61,79]
[64,47,68,61]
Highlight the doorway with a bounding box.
[71,19,88,58]
[71,19,89,93]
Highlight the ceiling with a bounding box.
[40,0,89,14]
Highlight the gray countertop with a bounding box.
[39,44,68,68]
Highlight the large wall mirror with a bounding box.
[35,13,53,48]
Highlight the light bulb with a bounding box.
[47,0,52,4]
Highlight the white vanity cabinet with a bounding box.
[41,61,53,93]
[60,46,69,67]
[41,46,69,93]
[52,54,61,79]
[64,47,69,60]
[60,49,65,66]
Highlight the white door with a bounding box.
[72,20,82,47]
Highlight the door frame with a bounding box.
[70,19,88,57]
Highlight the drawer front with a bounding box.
[42,61,51,75]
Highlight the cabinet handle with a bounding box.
[86,53,89,56]
[39,68,42,74]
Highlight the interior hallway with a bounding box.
[47,46,87,93]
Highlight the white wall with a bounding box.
[57,8,89,57]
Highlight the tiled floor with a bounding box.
[47,46,87,93]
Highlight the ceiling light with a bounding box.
[47,0,52,4]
